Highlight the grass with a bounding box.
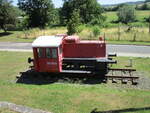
[104,10,150,23]
[102,27,150,44]
[0,108,18,113]
[0,27,67,43]
[112,57,150,77]
[0,51,150,113]
[0,26,150,45]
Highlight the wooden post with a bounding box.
[148,15,150,34]
[103,32,106,40]
[149,19,150,34]
[133,33,136,42]
[118,23,121,41]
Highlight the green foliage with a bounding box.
[117,5,136,24]
[104,4,127,11]
[49,8,60,26]
[67,9,81,35]
[145,0,150,3]
[61,0,105,26]
[77,25,86,33]
[92,26,101,37]
[135,2,150,10]
[145,15,150,22]
[0,0,18,32]
[18,0,54,28]
[141,3,150,10]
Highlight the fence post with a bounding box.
[149,20,150,34]
[133,33,136,42]
[104,32,106,40]
[118,23,121,41]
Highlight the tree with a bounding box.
[60,0,105,26]
[49,8,60,25]
[117,5,136,24]
[145,0,150,3]
[141,3,149,10]
[0,0,18,32]
[67,9,81,35]
[18,0,54,28]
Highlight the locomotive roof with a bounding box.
[32,36,63,47]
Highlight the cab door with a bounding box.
[37,48,47,72]
[45,48,59,72]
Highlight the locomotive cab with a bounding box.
[31,36,63,72]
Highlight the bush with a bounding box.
[117,5,136,24]
[76,25,86,34]
[92,26,101,37]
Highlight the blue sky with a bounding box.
[12,0,145,8]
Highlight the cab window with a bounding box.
[37,48,43,58]
[52,48,57,58]
[46,48,51,58]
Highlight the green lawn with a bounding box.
[0,51,150,113]
[104,10,150,23]
[0,30,34,42]
[0,108,18,113]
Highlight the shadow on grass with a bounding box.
[0,32,13,37]
[16,70,105,85]
[90,107,150,113]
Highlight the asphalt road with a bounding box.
[0,42,150,57]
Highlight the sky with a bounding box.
[12,0,145,8]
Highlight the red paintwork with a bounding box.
[63,36,106,58]
[32,35,106,72]
[33,47,62,72]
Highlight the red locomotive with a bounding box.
[28,35,116,76]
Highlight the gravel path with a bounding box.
[0,102,52,113]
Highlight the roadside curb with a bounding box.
[107,43,150,47]
[0,41,150,46]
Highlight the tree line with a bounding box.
[104,0,150,11]
[0,0,150,35]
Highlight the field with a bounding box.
[0,10,150,45]
[0,51,150,113]
[0,26,150,45]
[104,10,150,24]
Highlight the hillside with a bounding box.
[102,1,145,7]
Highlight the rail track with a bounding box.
[105,68,139,85]
[17,68,139,85]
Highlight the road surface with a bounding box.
[0,42,150,57]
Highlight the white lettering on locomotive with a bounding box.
[47,62,57,65]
